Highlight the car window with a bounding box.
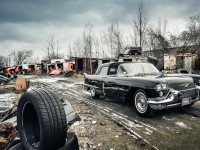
[108,67,117,75]
[99,66,108,76]
[108,64,120,75]
[117,65,126,75]
[121,63,159,75]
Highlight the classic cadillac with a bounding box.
[84,62,200,117]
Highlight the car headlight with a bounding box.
[155,83,167,91]
[194,79,200,86]
[161,83,167,89]
[156,84,162,91]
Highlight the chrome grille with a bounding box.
[169,83,195,91]
[180,89,197,98]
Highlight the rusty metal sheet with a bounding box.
[164,54,176,70]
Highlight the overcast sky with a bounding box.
[0,0,199,59]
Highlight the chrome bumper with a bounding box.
[148,88,200,110]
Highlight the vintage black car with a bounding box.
[84,62,200,117]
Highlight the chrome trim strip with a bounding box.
[166,103,181,108]
[148,96,199,105]
[148,88,198,102]
[84,83,99,89]
[148,94,175,104]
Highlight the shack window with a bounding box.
[99,66,108,76]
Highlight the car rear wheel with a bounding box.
[90,87,100,99]
[134,89,153,117]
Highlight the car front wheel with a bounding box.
[90,87,100,99]
[134,89,153,117]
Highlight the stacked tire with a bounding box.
[7,89,79,150]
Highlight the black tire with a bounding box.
[57,132,79,150]
[17,89,67,150]
[5,139,22,150]
[65,71,74,77]
[90,87,100,99]
[133,89,153,117]
[6,133,79,150]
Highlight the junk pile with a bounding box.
[0,66,19,79]
[0,88,80,149]
[50,69,62,75]
[0,122,16,149]
[0,76,29,94]
[147,53,198,73]
[49,62,77,77]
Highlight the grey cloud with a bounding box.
[0,0,200,56]
[1,0,200,25]
[0,0,140,25]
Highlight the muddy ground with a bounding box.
[29,76,154,150]
[2,75,200,150]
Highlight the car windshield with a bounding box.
[119,63,160,76]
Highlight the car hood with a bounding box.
[120,74,195,90]
[165,73,200,82]
[158,76,195,90]
[158,75,193,84]
[126,74,194,84]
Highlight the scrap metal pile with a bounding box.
[0,75,80,149]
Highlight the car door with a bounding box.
[103,64,119,99]
[94,65,109,94]
[117,65,130,102]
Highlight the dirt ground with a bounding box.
[2,75,200,150]
[67,96,154,150]
[29,76,155,150]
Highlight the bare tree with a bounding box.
[131,26,139,47]
[93,34,100,58]
[179,13,200,64]
[133,0,149,48]
[147,19,170,58]
[9,50,33,65]
[180,13,200,48]
[105,21,124,57]
[169,33,180,48]
[105,25,114,56]
[67,43,73,58]
[73,38,83,57]
[44,35,63,59]
[0,56,11,67]
[0,56,6,66]
[99,32,106,58]
[5,56,11,67]
[82,21,94,73]
[56,40,60,59]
